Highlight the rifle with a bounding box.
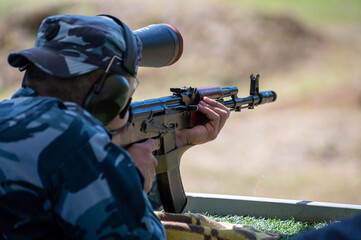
[112,74,277,213]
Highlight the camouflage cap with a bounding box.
[8,15,142,78]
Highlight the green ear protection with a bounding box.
[83,73,131,125]
[83,15,139,125]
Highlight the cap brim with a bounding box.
[8,47,98,78]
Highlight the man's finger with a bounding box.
[202,97,230,118]
[143,138,160,152]
[198,101,220,125]
[203,97,229,112]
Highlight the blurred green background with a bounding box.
[1,0,360,204]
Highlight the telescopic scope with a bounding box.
[133,24,183,68]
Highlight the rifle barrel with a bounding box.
[223,90,277,110]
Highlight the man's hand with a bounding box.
[126,139,159,193]
[175,96,230,147]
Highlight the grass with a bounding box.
[205,213,329,239]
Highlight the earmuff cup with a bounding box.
[83,15,140,125]
[83,74,130,125]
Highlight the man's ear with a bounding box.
[21,68,30,88]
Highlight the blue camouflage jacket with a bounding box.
[0,88,166,239]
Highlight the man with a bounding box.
[0,14,229,239]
